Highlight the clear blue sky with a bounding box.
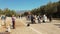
[0,0,59,11]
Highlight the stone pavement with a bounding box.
[0,17,39,34]
[11,26,38,34]
[0,17,60,34]
[30,23,60,34]
[22,17,60,34]
[11,18,38,34]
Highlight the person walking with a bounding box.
[12,15,15,29]
[1,15,6,25]
[43,14,47,23]
[31,14,35,24]
[37,15,41,23]
[49,15,52,22]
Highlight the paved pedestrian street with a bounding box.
[0,17,60,34]
[11,18,38,34]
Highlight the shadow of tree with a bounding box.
[54,24,60,28]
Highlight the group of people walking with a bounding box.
[27,14,52,24]
[0,14,52,32]
[0,15,15,32]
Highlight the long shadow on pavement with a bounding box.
[54,24,60,28]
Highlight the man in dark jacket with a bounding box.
[31,15,35,24]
